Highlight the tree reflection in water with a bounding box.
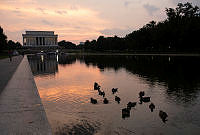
[28,54,200,134]
[57,55,200,104]
[54,120,101,135]
[29,54,200,103]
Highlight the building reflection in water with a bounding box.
[29,54,200,135]
[53,54,200,103]
[28,55,58,76]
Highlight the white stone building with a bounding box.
[22,31,58,47]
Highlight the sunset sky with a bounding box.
[0,0,199,44]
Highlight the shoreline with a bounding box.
[63,52,200,56]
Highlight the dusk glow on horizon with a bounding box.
[0,0,199,44]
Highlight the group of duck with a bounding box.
[122,91,168,123]
[90,82,168,123]
[91,82,120,104]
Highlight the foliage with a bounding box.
[0,26,22,51]
[7,40,22,49]
[0,26,7,50]
[58,40,77,49]
[78,2,200,52]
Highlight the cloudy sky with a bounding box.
[0,0,199,44]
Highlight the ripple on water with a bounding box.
[30,55,200,135]
[54,120,101,135]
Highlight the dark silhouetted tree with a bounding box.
[0,26,7,50]
[58,40,76,49]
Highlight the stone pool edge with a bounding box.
[0,55,52,135]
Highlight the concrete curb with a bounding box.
[0,56,52,135]
[0,56,23,93]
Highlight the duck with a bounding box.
[122,108,130,119]
[127,102,137,109]
[112,88,118,94]
[97,86,101,91]
[139,98,143,104]
[149,103,155,112]
[115,96,121,104]
[90,98,97,104]
[94,82,100,90]
[103,98,109,104]
[159,110,168,123]
[98,90,105,97]
[141,97,151,102]
[139,91,145,98]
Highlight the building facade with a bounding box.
[22,31,58,47]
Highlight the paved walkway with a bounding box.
[0,56,23,93]
[0,56,52,135]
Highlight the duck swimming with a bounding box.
[141,97,151,102]
[115,96,121,104]
[94,82,100,90]
[112,88,118,94]
[139,91,145,98]
[103,98,109,104]
[122,108,130,119]
[149,103,155,112]
[90,98,97,104]
[127,102,137,109]
[159,110,168,123]
[98,90,105,97]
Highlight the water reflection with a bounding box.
[28,54,200,135]
[28,55,58,76]
[54,55,200,103]
[54,120,101,135]
[58,54,76,66]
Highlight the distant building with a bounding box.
[79,42,85,45]
[22,31,58,47]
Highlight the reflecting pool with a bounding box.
[28,54,200,135]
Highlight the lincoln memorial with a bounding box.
[22,31,58,47]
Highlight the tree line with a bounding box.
[60,2,200,53]
[0,26,22,51]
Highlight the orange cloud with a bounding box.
[0,1,110,44]
[1,0,175,44]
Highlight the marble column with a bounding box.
[23,37,24,46]
[37,37,39,46]
[43,37,45,46]
[55,37,58,45]
[50,38,52,45]
[27,38,29,45]
[35,37,37,46]
[28,38,30,46]
[46,38,48,45]
[28,38,31,45]
[41,37,43,45]
[38,37,40,46]
[49,38,51,45]
[26,38,28,45]
[44,37,46,46]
